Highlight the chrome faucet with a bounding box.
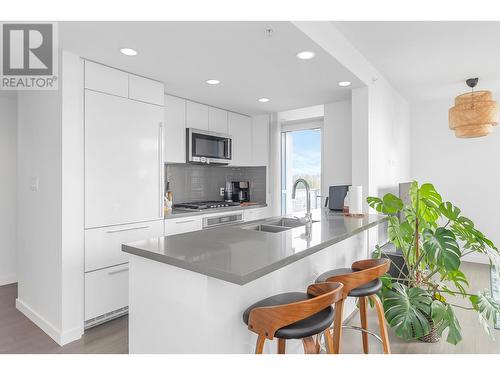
[292,178,313,227]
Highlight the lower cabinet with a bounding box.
[164,216,203,236]
[85,263,129,323]
[84,219,164,327]
[85,220,164,272]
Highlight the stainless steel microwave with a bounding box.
[186,128,232,164]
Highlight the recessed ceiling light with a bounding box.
[296,51,315,60]
[258,98,270,103]
[206,79,220,85]
[120,48,137,56]
[338,81,351,87]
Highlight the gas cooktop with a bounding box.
[173,200,240,210]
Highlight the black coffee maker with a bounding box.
[231,181,250,202]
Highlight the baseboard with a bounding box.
[15,298,83,346]
[0,274,17,286]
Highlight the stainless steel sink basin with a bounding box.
[242,217,319,233]
[264,218,305,228]
[245,224,291,233]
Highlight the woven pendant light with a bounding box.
[449,78,499,138]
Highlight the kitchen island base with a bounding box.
[128,231,367,354]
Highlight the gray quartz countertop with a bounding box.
[123,209,387,285]
[164,203,268,219]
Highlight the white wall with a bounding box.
[322,99,352,195]
[17,88,63,340]
[368,78,411,199]
[16,51,84,345]
[0,93,18,286]
[411,97,499,263]
[60,52,85,341]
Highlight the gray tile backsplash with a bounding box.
[165,164,267,204]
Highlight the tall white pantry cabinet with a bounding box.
[83,61,164,327]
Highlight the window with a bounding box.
[281,126,322,215]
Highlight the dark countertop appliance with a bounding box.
[231,181,250,203]
[173,200,240,211]
[328,185,350,211]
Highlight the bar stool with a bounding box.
[243,282,343,354]
[315,258,391,354]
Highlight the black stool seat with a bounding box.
[315,268,382,297]
[242,292,334,340]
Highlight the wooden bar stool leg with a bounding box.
[333,298,345,354]
[359,296,369,354]
[277,338,286,354]
[302,336,317,354]
[255,335,266,354]
[315,334,321,354]
[324,328,335,354]
[370,294,391,354]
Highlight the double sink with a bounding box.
[242,217,316,233]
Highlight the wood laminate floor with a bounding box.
[0,283,128,354]
[0,262,498,354]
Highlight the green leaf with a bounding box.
[457,216,474,228]
[387,217,413,251]
[470,290,500,338]
[367,193,403,215]
[441,269,469,295]
[431,300,447,325]
[423,228,461,271]
[420,183,442,209]
[439,202,461,221]
[410,182,442,223]
[382,283,432,340]
[436,305,462,345]
[380,273,393,290]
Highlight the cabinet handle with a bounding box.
[175,219,195,224]
[108,266,129,275]
[106,225,150,233]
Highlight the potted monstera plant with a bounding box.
[367,181,500,344]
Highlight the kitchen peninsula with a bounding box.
[122,210,387,353]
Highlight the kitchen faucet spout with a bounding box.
[292,178,313,227]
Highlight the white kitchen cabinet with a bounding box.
[164,94,187,163]
[251,115,269,166]
[164,216,203,236]
[84,60,129,98]
[85,90,164,228]
[208,107,228,134]
[85,264,129,322]
[186,101,209,131]
[228,112,252,166]
[85,220,164,272]
[128,74,164,106]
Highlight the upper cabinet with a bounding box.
[164,94,187,163]
[251,115,270,166]
[85,61,128,98]
[129,75,164,106]
[84,60,164,106]
[186,101,209,131]
[228,112,252,166]
[208,107,228,134]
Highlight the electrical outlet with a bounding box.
[219,187,225,197]
[30,176,39,192]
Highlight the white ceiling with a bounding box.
[59,21,362,115]
[333,21,500,102]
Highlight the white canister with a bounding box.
[348,185,363,215]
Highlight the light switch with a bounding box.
[30,176,39,192]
